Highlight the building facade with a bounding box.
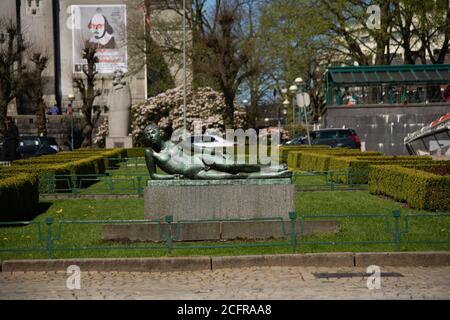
[1,0,184,116]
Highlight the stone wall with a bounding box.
[11,115,106,150]
[321,103,450,155]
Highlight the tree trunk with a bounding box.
[35,101,47,136]
[223,90,235,128]
[81,122,94,148]
[0,99,8,139]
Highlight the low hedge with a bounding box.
[0,173,39,221]
[368,164,450,211]
[126,148,145,158]
[328,156,434,184]
[279,145,331,163]
[288,150,382,171]
[1,155,111,193]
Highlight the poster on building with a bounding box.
[72,5,127,74]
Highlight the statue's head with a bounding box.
[113,70,125,86]
[143,124,161,145]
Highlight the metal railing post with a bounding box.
[107,172,113,191]
[137,176,143,196]
[330,171,334,191]
[349,167,353,187]
[393,210,401,251]
[289,211,297,253]
[45,217,54,259]
[165,215,174,254]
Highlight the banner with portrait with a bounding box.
[72,5,128,74]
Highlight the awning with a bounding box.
[327,64,450,86]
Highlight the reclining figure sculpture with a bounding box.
[143,124,292,180]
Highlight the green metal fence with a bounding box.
[1,211,449,259]
[39,166,365,196]
[41,173,149,195]
[292,169,368,191]
[106,157,146,171]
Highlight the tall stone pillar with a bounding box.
[106,70,133,148]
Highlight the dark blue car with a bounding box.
[17,136,60,159]
[285,128,361,149]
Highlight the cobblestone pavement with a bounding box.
[0,266,449,300]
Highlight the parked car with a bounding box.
[179,134,240,156]
[284,128,361,148]
[17,136,60,159]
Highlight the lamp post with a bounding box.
[68,94,75,151]
[289,84,298,136]
[294,77,311,146]
[183,0,187,132]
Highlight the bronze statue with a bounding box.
[143,124,292,180]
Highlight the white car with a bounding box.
[181,135,238,154]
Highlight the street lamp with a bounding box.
[294,78,312,145]
[289,85,298,136]
[68,94,75,151]
[282,78,312,145]
[282,108,288,128]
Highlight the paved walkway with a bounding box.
[0,266,449,300]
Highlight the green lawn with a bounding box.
[1,187,449,260]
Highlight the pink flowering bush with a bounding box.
[94,86,247,147]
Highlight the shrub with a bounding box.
[369,165,450,211]
[126,148,145,158]
[328,156,434,184]
[280,145,332,164]
[287,149,381,171]
[0,173,39,221]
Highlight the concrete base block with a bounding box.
[144,179,295,221]
[221,220,339,240]
[102,220,339,242]
[106,136,133,148]
[102,222,222,242]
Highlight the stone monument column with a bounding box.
[105,70,133,148]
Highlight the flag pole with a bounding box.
[183,0,187,132]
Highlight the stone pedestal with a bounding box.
[144,178,295,221]
[106,136,133,148]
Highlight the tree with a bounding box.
[23,53,49,136]
[392,0,449,65]
[73,48,102,148]
[124,0,176,98]
[0,19,27,138]
[136,1,260,128]
[130,85,247,145]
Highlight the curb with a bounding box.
[1,252,449,272]
[355,252,450,267]
[211,253,355,269]
[1,257,211,273]
[40,194,141,200]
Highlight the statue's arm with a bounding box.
[145,148,182,180]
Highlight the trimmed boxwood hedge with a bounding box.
[279,145,331,163]
[287,149,382,171]
[368,164,450,211]
[0,173,39,221]
[328,156,434,184]
[0,148,127,193]
[126,148,145,158]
